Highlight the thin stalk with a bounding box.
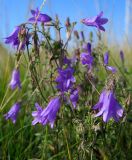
[63,127,72,160]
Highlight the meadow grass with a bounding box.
[0,43,132,160]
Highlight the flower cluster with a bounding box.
[4,9,125,127]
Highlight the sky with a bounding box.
[0,0,127,44]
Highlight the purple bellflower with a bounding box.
[55,65,79,109]
[104,51,109,65]
[63,56,78,67]
[32,97,61,128]
[106,66,117,73]
[70,89,79,108]
[9,69,21,90]
[4,103,21,124]
[82,11,108,31]
[63,56,72,66]
[93,90,123,122]
[32,103,43,125]
[120,50,124,63]
[29,8,52,23]
[103,52,117,73]
[80,42,93,70]
[4,26,29,50]
[56,67,76,93]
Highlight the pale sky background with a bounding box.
[0,0,128,45]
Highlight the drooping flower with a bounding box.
[4,25,29,50]
[93,90,123,122]
[4,25,30,50]
[40,97,61,128]
[80,42,93,69]
[4,103,21,123]
[56,67,76,93]
[32,103,43,125]
[32,97,61,128]
[120,50,124,63]
[82,11,108,31]
[28,8,52,23]
[70,89,79,108]
[5,26,20,45]
[103,52,117,73]
[9,69,21,90]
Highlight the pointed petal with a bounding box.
[98,25,105,31]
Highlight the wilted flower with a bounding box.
[103,52,117,73]
[65,17,71,28]
[9,69,21,90]
[82,11,108,31]
[65,17,71,39]
[80,43,93,69]
[74,30,80,39]
[4,103,21,123]
[56,67,76,93]
[4,25,29,50]
[29,8,52,23]
[120,50,124,63]
[93,90,123,122]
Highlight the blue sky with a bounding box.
[0,0,126,43]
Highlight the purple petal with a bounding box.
[99,18,108,25]
[31,9,36,16]
[104,52,109,65]
[120,50,124,63]
[106,66,117,73]
[98,25,105,31]
[87,43,91,55]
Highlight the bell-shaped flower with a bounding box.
[82,11,108,31]
[4,25,29,50]
[70,89,79,108]
[9,69,21,90]
[103,52,117,73]
[4,103,21,123]
[32,103,43,125]
[104,51,109,65]
[32,97,61,128]
[93,90,124,122]
[120,50,124,63]
[29,8,52,23]
[56,67,76,93]
[40,97,61,128]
